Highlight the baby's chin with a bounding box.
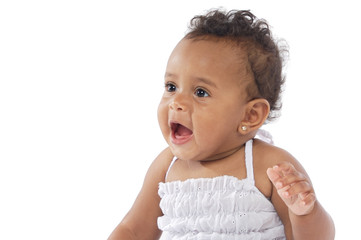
[168,145,197,161]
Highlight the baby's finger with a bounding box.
[283,181,313,198]
[266,167,283,184]
[276,184,291,198]
[301,192,316,206]
[277,171,307,189]
[267,162,300,189]
[273,162,297,176]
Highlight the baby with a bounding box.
[109,9,335,239]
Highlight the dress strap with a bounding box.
[165,156,177,182]
[256,128,274,145]
[245,139,254,181]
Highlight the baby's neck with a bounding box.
[200,144,245,162]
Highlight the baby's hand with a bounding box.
[267,162,316,216]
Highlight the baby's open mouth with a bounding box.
[170,122,193,144]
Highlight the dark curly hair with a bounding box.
[185,9,288,122]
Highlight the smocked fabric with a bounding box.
[157,139,286,240]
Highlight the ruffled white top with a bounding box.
[158,139,286,240]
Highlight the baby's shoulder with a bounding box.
[253,139,298,168]
[149,147,174,179]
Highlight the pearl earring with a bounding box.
[241,126,247,131]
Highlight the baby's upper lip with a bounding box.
[170,121,191,131]
[169,120,194,135]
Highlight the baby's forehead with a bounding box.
[172,38,250,74]
[177,37,251,67]
[169,37,255,92]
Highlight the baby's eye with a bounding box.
[165,83,176,92]
[194,88,209,98]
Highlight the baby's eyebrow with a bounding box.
[164,72,217,88]
[194,77,218,89]
[164,72,175,79]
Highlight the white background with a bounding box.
[0,0,360,239]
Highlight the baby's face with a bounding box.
[158,38,251,161]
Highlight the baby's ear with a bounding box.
[238,98,270,134]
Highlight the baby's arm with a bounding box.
[108,148,173,240]
[267,154,335,239]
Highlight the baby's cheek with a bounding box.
[157,109,169,137]
[157,102,167,123]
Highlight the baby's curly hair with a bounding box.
[185,9,288,122]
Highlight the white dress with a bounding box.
[157,139,286,240]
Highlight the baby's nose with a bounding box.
[169,101,184,111]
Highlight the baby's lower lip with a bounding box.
[171,132,193,145]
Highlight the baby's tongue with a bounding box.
[176,125,193,137]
